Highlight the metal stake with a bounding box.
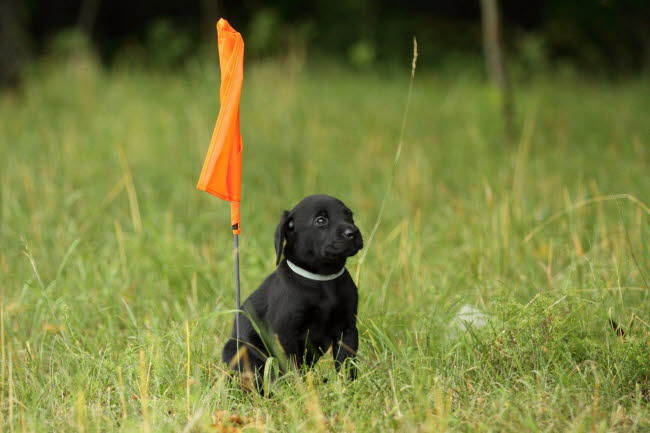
[233,232,241,373]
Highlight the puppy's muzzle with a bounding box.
[329,224,363,256]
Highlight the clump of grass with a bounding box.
[459,295,650,397]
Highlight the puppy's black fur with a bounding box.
[222,195,363,386]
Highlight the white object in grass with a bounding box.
[450,304,489,336]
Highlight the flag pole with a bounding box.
[231,202,241,375]
[233,232,240,369]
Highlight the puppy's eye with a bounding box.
[314,216,328,227]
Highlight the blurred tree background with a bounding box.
[2,0,650,86]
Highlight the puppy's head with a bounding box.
[275,195,363,274]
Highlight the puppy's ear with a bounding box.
[274,210,293,265]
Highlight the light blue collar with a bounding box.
[286,260,346,281]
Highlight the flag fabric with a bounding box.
[197,18,244,233]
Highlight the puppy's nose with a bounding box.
[342,227,358,239]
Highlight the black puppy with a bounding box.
[222,195,363,387]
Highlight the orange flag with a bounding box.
[197,18,244,234]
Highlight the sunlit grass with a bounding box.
[1,54,649,431]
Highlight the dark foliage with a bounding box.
[7,0,650,73]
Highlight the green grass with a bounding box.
[1,53,649,432]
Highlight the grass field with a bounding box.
[1,53,649,432]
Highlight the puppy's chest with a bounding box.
[303,287,344,326]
